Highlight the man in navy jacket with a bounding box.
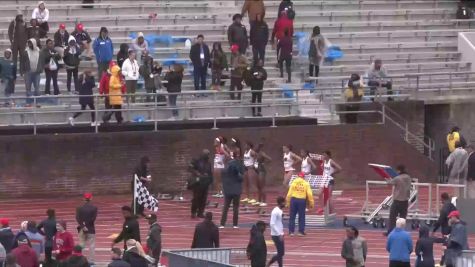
[189,34,210,93]
[220,154,245,228]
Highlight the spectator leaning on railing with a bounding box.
[365,59,392,101]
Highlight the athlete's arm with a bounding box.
[331,160,343,175]
[291,152,302,163]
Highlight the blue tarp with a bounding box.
[325,46,344,62]
[282,85,294,98]
[303,81,316,93]
[128,33,189,47]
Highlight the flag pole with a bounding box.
[133,174,137,216]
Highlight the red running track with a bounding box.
[0,187,473,267]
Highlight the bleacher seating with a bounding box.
[0,0,473,125]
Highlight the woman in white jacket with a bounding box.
[32,1,50,34]
[121,50,140,103]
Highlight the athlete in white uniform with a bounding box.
[300,149,317,175]
[212,137,229,198]
[242,142,258,204]
[322,150,342,214]
[283,145,302,188]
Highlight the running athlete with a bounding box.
[322,150,342,213]
[300,149,317,175]
[242,142,258,205]
[283,145,302,188]
[213,137,230,198]
[255,143,272,207]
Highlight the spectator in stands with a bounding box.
[192,212,219,249]
[446,141,468,196]
[12,221,29,250]
[8,15,28,70]
[100,62,121,124]
[249,59,267,117]
[27,19,45,49]
[343,73,363,124]
[139,50,156,102]
[42,39,61,95]
[71,23,92,61]
[112,206,141,249]
[415,225,445,267]
[108,248,130,267]
[164,64,184,118]
[64,36,81,93]
[189,149,213,219]
[241,0,265,35]
[220,147,245,228]
[123,239,149,267]
[20,39,45,103]
[447,126,465,153]
[31,1,50,35]
[341,225,367,267]
[53,24,69,59]
[385,165,412,236]
[131,32,149,58]
[93,27,114,80]
[11,235,38,267]
[122,50,140,103]
[276,29,293,83]
[189,34,210,94]
[103,63,125,124]
[456,1,473,19]
[444,210,469,267]
[365,59,393,101]
[146,214,162,264]
[386,218,412,267]
[0,219,14,254]
[229,44,248,100]
[25,221,44,259]
[0,49,16,101]
[268,196,285,267]
[75,193,98,264]
[308,26,327,84]
[228,14,249,55]
[117,44,129,69]
[3,254,19,267]
[466,145,475,199]
[53,221,74,262]
[278,0,293,18]
[250,14,269,65]
[246,221,267,267]
[37,209,57,264]
[272,10,294,54]
[210,42,228,91]
[286,172,314,236]
[433,192,457,235]
[62,245,89,267]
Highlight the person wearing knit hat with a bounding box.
[71,23,93,61]
[53,220,74,261]
[0,219,14,253]
[286,170,314,236]
[31,1,50,35]
[76,192,98,264]
[229,44,248,100]
[0,49,16,102]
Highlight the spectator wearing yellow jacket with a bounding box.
[447,127,465,153]
[286,172,314,236]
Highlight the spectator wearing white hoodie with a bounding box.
[121,50,140,103]
[131,32,148,63]
[31,1,50,35]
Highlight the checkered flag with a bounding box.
[134,175,159,212]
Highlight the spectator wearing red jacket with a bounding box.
[11,235,39,267]
[277,29,293,83]
[272,11,293,45]
[53,221,74,262]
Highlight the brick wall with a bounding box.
[0,124,437,198]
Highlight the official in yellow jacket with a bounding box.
[286,172,314,236]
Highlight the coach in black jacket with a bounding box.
[189,35,210,92]
[76,193,98,263]
[433,192,457,235]
[192,212,219,249]
[112,206,141,249]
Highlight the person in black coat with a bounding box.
[64,36,81,93]
[37,209,57,263]
[189,149,213,218]
[415,225,445,267]
[132,156,151,217]
[69,70,97,126]
[189,35,210,92]
[164,64,184,118]
[227,14,249,55]
[432,192,457,236]
[220,153,245,228]
[0,219,14,254]
[249,59,267,116]
[108,248,131,267]
[192,212,219,249]
[247,221,267,267]
[116,43,129,69]
[112,206,141,249]
[76,193,98,264]
[250,14,269,65]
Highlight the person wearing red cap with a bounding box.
[443,210,469,267]
[76,193,98,265]
[286,172,314,236]
[53,23,69,59]
[71,23,92,61]
[0,219,14,254]
[229,44,248,100]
